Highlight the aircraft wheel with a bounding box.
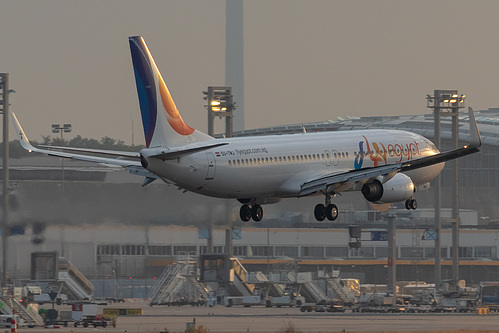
[405,198,418,210]
[251,204,263,222]
[326,204,339,221]
[240,205,252,222]
[314,204,326,221]
[410,198,418,210]
[405,199,411,210]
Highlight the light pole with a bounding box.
[203,86,235,137]
[51,124,71,193]
[52,123,71,258]
[426,91,465,287]
[0,73,15,287]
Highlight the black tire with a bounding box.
[240,205,252,222]
[314,204,326,221]
[252,205,263,222]
[410,199,418,210]
[405,199,411,210]
[326,204,339,221]
[83,322,88,328]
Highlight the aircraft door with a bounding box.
[324,150,331,166]
[205,152,216,180]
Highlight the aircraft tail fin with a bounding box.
[129,36,213,148]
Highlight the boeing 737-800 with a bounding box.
[11,36,481,222]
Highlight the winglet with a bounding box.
[468,107,481,148]
[11,112,36,153]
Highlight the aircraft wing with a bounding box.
[299,107,481,197]
[11,112,142,167]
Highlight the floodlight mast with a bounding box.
[203,86,235,138]
[52,123,72,195]
[426,90,465,288]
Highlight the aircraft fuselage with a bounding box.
[143,128,443,199]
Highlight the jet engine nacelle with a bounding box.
[361,173,414,204]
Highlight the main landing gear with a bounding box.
[240,204,263,222]
[314,192,338,222]
[405,198,418,210]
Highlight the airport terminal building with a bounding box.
[3,108,499,291]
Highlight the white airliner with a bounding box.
[11,36,481,222]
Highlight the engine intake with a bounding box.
[361,180,383,202]
[361,173,414,204]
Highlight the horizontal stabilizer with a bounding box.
[142,177,157,187]
[143,142,229,160]
[39,145,139,159]
[11,112,142,168]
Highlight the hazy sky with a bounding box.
[2,0,499,144]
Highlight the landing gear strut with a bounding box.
[314,192,338,222]
[239,204,263,222]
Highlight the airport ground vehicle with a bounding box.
[272,295,305,307]
[300,301,346,313]
[74,314,116,328]
[0,315,20,328]
[44,310,73,327]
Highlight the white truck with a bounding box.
[272,295,305,307]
